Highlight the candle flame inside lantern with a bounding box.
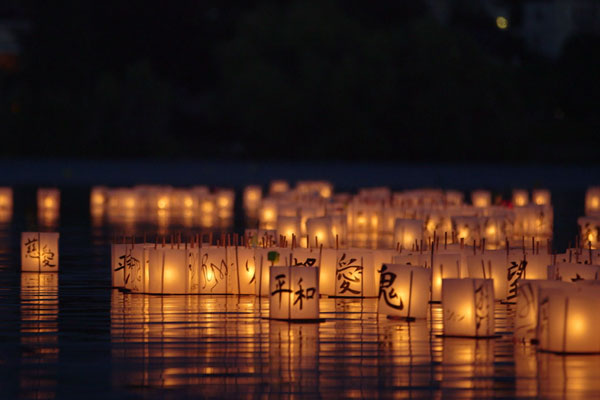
[125,198,135,209]
[184,197,193,208]
[157,197,168,209]
[201,201,214,213]
[44,197,54,208]
[571,316,586,336]
[486,225,496,236]
[593,198,600,209]
[206,268,214,282]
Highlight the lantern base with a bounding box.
[435,334,501,339]
[262,317,327,323]
[387,316,417,322]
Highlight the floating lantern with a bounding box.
[378,264,430,319]
[467,251,514,301]
[269,180,289,195]
[537,287,600,353]
[21,232,59,272]
[259,199,278,230]
[230,246,256,295]
[512,190,529,207]
[331,249,376,297]
[306,216,333,248]
[453,216,481,244]
[442,278,495,337]
[532,189,551,206]
[471,190,491,208]
[215,188,234,218]
[445,190,464,206]
[393,219,423,250]
[0,187,13,210]
[243,185,262,214]
[431,253,462,302]
[578,217,600,248]
[37,188,60,212]
[198,246,235,294]
[269,265,319,321]
[277,216,301,244]
[254,247,292,296]
[514,279,571,342]
[585,187,600,216]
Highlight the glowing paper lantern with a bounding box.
[537,287,600,353]
[445,190,464,206]
[243,185,262,214]
[453,216,481,244]
[37,188,60,212]
[306,216,333,248]
[471,190,491,208]
[198,246,235,294]
[0,187,13,210]
[269,180,289,195]
[215,188,234,218]
[124,244,149,293]
[578,217,600,248]
[378,264,431,319]
[21,232,59,272]
[269,265,319,321]
[277,216,301,244]
[514,279,571,342]
[585,187,600,216]
[467,251,513,301]
[431,253,462,302]
[332,249,376,297]
[259,199,278,230]
[532,189,551,206]
[512,189,529,207]
[229,246,256,295]
[393,219,423,250]
[442,278,495,337]
[254,247,291,296]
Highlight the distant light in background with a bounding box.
[496,16,508,30]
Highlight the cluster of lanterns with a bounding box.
[578,187,600,249]
[14,182,600,355]
[90,185,235,230]
[246,182,553,251]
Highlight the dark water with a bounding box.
[0,182,597,399]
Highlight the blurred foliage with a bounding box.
[0,0,598,162]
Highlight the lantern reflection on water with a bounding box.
[269,265,319,320]
[442,278,495,337]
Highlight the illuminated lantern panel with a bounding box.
[467,251,513,301]
[198,247,234,294]
[537,287,600,353]
[378,264,430,319]
[21,232,59,272]
[215,188,234,219]
[532,189,551,206]
[585,187,600,216]
[37,188,60,211]
[269,266,319,320]
[306,216,333,248]
[471,190,491,208]
[431,253,462,302]
[254,247,291,296]
[512,189,529,207]
[123,245,148,293]
[578,217,600,249]
[393,219,423,250]
[230,247,256,295]
[514,280,571,342]
[442,278,495,337]
[277,216,301,244]
[445,190,464,206]
[146,248,188,294]
[332,249,376,297]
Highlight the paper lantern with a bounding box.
[37,188,60,212]
[378,264,430,319]
[512,189,529,207]
[471,190,491,208]
[21,232,59,272]
[110,243,148,291]
[467,250,518,301]
[514,279,571,342]
[269,265,319,321]
[269,180,289,195]
[229,246,256,295]
[254,247,291,296]
[537,287,600,353]
[453,216,481,244]
[243,185,262,214]
[393,219,423,250]
[198,246,235,294]
[578,217,600,248]
[215,188,234,218]
[442,278,495,337]
[532,189,551,206]
[0,187,13,210]
[276,216,301,244]
[424,212,452,238]
[445,190,464,206]
[585,187,600,216]
[259,199,278,230]
[306,216,333,248]
[431,253,462,302]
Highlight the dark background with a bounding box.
[0,0,598,162]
